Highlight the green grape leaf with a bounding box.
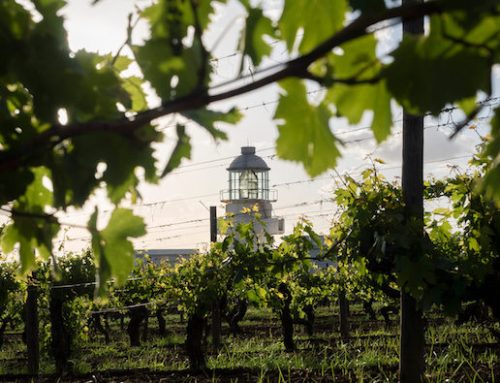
[0,169,34,207]
[330,34,378,79]
[397,255,436,299]
[135,39,207,100]
[89,210,109,295]
[1,224,19,255]
[458,96,478,115]
[18,235,35,275]
[141,0,191,41]
[34,0,66,14]
[50,128,158,207]
[0,168,59,274]
[175,40,208,96]
[0,2,33,40]
[162,124,191,176]
[247,286,266,305]
[275,79,340,177]
[384,17,491,115]
[439,4,500,48]
[482,106,500,203]
[20,167,52,208]
[32,0,67,43]
[0,218,51,275]
[122,76,147,112]
[183,107,241,140]
[240,7,275,67]
[142,0,222,40]
[90,208,146,294]
[113,55,133,73]
[279,0,347,54]
[101,209,146,279]
[328,80,392,143]
[134,39,180,101]
[106,173,138,206]
[321,34,392,142]
[371,81,392,142]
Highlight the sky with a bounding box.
[18,0,499,254]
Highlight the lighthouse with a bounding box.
[220,146,284,240]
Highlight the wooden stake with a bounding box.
[26,272,39,376]
[400,2,426,381]
[338,288,350,342]
[210,206,222,351]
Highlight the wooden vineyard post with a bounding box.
[400,0,426,381]
[26,272,39,376]
[210,206,217,244]
[210,206,222,351]
[338,288,350,342]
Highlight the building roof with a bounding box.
[136,249,197,256]
[135,249,197,265]
[227,146,270,171]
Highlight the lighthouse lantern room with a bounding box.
[221,146,284,237]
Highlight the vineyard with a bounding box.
[1,152,499,382]
[1,1,500,381]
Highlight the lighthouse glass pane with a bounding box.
[262,171,269,199]
[227,170,270,200]
[239,170,258,199]
[229,171,239,200]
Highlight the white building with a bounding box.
[135,248,197,265]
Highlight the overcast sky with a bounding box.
[38,0,500,253]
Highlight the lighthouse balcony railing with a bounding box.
[220,188,277,202]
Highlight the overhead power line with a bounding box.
[11,104,494,235]
[54,148,478,242]
[53,99,499,223]
[159,108,496,177]
[140,152,476,231]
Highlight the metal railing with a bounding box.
[220,188,278,202]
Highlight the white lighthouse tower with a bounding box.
[220,146,284,240]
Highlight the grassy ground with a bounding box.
[0,305,498,382]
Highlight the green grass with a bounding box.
[0,304,497,382]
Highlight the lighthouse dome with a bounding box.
[227,146,270,171]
